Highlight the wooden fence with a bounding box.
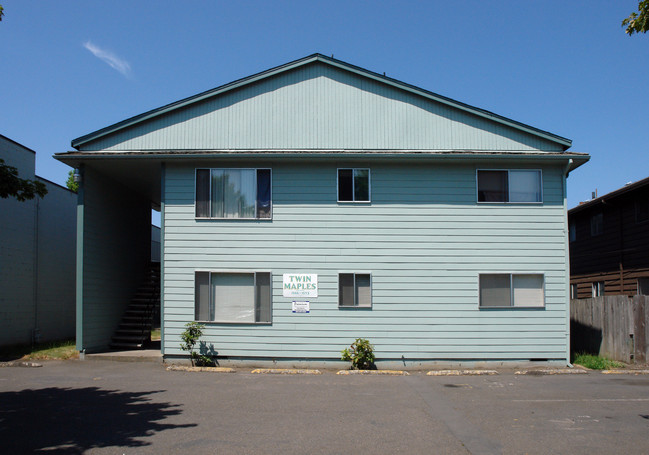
[571,296,649,363]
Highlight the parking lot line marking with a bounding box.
[513,398,649,402]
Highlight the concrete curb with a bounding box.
[336,370,409,375]
[427,370,498,376]
[515,368,588,375]
[251,368,322,375]
[166,365,236,373]
[0,361,42,368]
[601,369,649,375]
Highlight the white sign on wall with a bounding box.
[283,274,318,298]
[292,301,310,313]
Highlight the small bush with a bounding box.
[573,353,624,370]
[341,338,375,370]
[180,322,205,367]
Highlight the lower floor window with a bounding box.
[339,273,372,307]
[479,274,545,308]
[195,271,271,323]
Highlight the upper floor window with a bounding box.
[590,212,603,236]
[638,278,649,296]
[338,169,370,202]
[477,170,542,203]
[196,168,271,219]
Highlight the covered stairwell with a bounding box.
[110,263,160,350]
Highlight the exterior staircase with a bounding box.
[110,263,160,350]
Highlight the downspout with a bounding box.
[76,165,85,358]
[563,158,573,367]
[32,195,40,345]
[160,162,165,357]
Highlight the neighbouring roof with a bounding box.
[569,176,649,214]
[71,53,573,150]
[0,134,37,154]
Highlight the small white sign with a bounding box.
[283,274,318,298]
[292,301,310,313]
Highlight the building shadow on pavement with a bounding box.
[0,387,196,453]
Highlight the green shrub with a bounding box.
[180,322,205,367]
[341,338,375,370]
[573,353,624,370]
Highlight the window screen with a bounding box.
[195,271,272,323]
[196,169,271,219]
[339,273,372,307]
[477,170,542,203]
[479,274,544,308]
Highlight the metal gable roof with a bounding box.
[71,53,573,150]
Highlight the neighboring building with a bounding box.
[0,134,77,346]
[56,54,588,366]
[569,177,649,299]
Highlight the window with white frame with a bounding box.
[339,273,372,307]
[195,271,271,323]
[590,212,603,236]
[195,168,271,219]
[592,281,605,297]
[338,169,370,202]
[570,283,578,299]
[477,170,542,203]
[479,274,545,308]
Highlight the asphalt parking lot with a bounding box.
[1,360,648,454]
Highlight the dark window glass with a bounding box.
[196,169,210,217]
[354,169,370,201]
[339,273,355,306]
[636,199,649,223]
[195,271,211,320]
[478,170,508,202]
[479,274,511,307]
[338,169,353,201]
[255,272,271,322]
[257,169,271,219]
[591,213,603,236]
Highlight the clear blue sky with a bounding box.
[1,1,647,208]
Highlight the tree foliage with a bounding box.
[66,170,79,193]
[0,159,48,201]
[0,5,4,22]
[623,1,649,35]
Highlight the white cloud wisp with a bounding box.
[83,41,131,77]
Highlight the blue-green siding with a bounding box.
[163,160,569,361]
[82,63,563,153]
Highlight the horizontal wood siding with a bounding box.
[81,167,151,351]
[163,160,569,361]
[84,63,561,153]
[569,183,649,297]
